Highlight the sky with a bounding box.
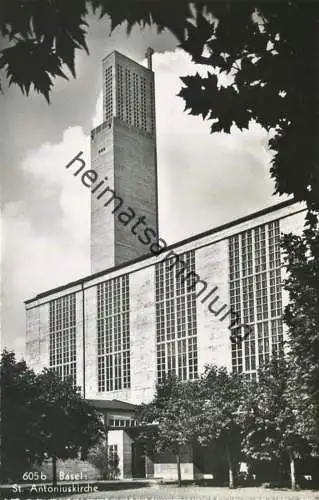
[0,11,285,360]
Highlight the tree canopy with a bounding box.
[0,350,104,484]
[241,357,311,490]
[1,1,319,210]
[282,215,319,446]
[137,374,202,485]
[177,1,319,212]
[136,363,318,488]
[35,368,104,484]
[0,350,39,482]
[197,366,245,488]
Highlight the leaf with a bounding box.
[179,11,213,63]
[1,39,68,101]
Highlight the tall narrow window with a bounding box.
[229,220,283,379]
[104,65,113,123]
[155,251,198,383]
[97,275,130,392]
[49,293,76,385]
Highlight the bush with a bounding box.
[87,441,120,479]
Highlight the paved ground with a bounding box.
[59,484,319,500]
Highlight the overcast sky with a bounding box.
[0,12,285,359]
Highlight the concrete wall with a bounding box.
[25,302,49,373]
[108,430,124,479]
[90,123,115,273]
[90,120,158,274]
[25,305,40,369]
[75,290,84,391]
[196,239,231,373]
[84,285,98,397]
[153,445,194,480]
[129,266,157,404]
[113,118,158,266]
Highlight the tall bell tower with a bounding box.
[90,50,158,273]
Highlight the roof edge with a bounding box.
[25,198,303,304]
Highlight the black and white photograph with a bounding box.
[1,1,319,499]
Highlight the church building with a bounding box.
[25,49,306,479]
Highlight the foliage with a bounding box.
[137,369,246,488]
[107,449,120,479]
[0,350,39,482]
[1,1,319,211]
[198,366,244,445]
[0,0,89,102]
[0,350,104,483]
[177,1,319,211]
[241,357,311,489]
[87,440,120,479]
[241,358,308,461]
[34,369,104,478]
[282,213,319,444]
[0,0,187,102]
[138,375,200,453]
[197,366,245,488]
[137,374,202,484]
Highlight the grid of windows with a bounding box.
[155,251,198,383]
[108,418,137,428]
[141,77,147,130]
[133,73,139,128]
[97,275,130,392]
[125,68,132,125]
[49,294,76,385]
[104,66,113,123]
[229,220,283,379]
[117,64,124,122]
[115,64,153,134]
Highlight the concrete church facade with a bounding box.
[25,50,306,479]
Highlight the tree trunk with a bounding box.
[226,445,234,489]
[52,455,57,486]
[176,452,182,487]
[288,449,296,491]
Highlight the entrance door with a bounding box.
[131,442,146,478]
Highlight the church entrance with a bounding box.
[131,442,146,478]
